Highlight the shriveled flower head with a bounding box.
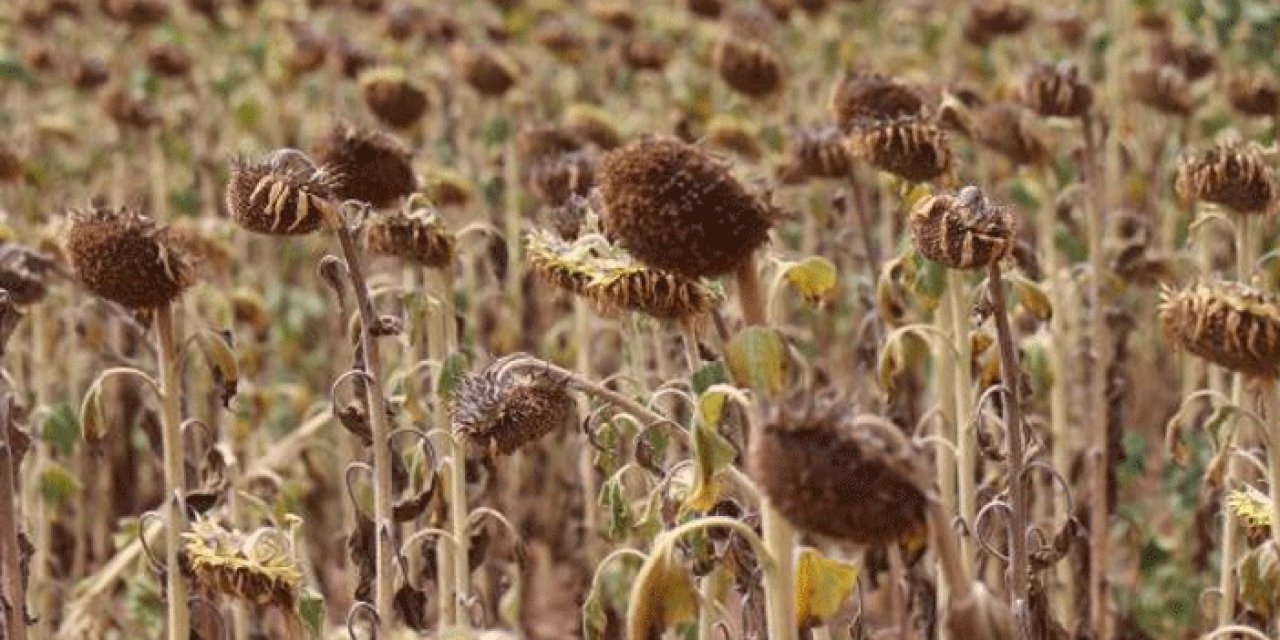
[0,243,56,306]
[525,229,721,320]
[713,34,785,100]
[225,150,341,235]
[365,203,455,269]
[1226,71,1280,118]
[528,151,595,208]
[182,518,303,610]
[516,126,584,171]
[71,56,111,91]
[452,45,518,98]
[704,116,764,161]
[101,0,169,26]
[598,136,774,278]
[750,392,931,544]
[1159,281,1280,378]
[1128,64,1193,116]
[311,120,416,209]
[1022,61,1093,118]
[617,35,673,73]
[533,18,586,61]
[972,102,1047,166]
[145,42,192,78]
[687,0,722,19]
[962,0,1033,46]
[563,103,623,150]
[451,356,577,456]
[589,1,637,31]
[910,186,1017,270]
[65,203,194,310]
[423,169,475,209]
[358,67,430,130]
[101,87,160,130]
[778,127,853,184]
[0,145,23,184]
[1174,142,1277,214]
[847,117,953,183]
[1150,38,1216,81]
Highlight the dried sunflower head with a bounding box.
[910,186,1017,270]
[225,150,340,235]
[182,518,303,610]
[777,127,853,184]
[750,392,931,545]
[145,42,192,78]
[528,151,595,209]
[311,120,416,209]
[713,34,785,100]
[1227,484,1274,547]
[0,145,23,184]
[563,103,623,151]
[1150,38,1216,81]
[1128,64,1193,116]
[365,205,455,269]
[1174,142,1277,214]
[65,203,194,310]
[704,116,764,161]
[598,136,774,278]
[451,358,577,456]
[1226,71,1280,118]
[358,67,430,130]
[101,86,160,130]
[525,229,722,320]
[617,35,673,72]
[847,117,953,183]
[423,168,476,209]
[533,17,586,61]
[962,0,1033,46]
[452,44,518,98]
[686,0,722,19]
[516,125,584,172]
[972,102,1046,166]
[1022,61,1093,118]
[1159,281,1280,378]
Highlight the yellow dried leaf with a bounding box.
[795,547,860,629]
[781,256,838,306]
[725,327,788,398]
[626,543,698,640]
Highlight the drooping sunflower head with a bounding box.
[1158,281,1280,379]
[451,358,577,456]
[65,203,194,310]
[1174,142,1278,214]
[310,120,416,209]
[225,150,341,236]
[909,186,1017,270]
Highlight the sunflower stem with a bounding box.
[156,302,189,640]
[987,261,1030,628]
[735,256,767,327]
[334,225,396,635]
[945,269,975,572]
[0,395,27,640]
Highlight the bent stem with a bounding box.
[334,225,396,635]
[986,262,1029,623]
[155,303,189,640]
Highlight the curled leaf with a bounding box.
[795,546,860,629]
[725,326,789,398]
[780,256,838,307]
[196,329,240,408]
[1009,273,1052,321]
[626,541,698,640]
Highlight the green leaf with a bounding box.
[690,361,727,396]
[600,477,632,540]
[780,257,839,307]
[795,547,860,628]
[39,462,81,508]
[1009,273,1053,321]
[41,403,79,456]
[724,327,788,398]
[297,589,325,636]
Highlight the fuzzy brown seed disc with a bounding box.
[454,46,518,98]
[65,204,194,309]
[1159,281,1280,378]
[451,365,576,456]
[311,121,417,209]
[848,118,953,183]
[972,102,1046,166]
[750,396,930,545]
[225,156,340,235]
[1174,143,1277,214]
[365,209,455,269]
[909,187,1016,270]
[713,35,784,100]
[598,136,773,278]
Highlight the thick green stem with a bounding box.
[334,227,395,634]
[155,303,189,640]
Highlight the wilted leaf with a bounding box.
[690,361,727,396]
[683,418,738,512]
[600,476,632,540]
[39,462,81,508]
[79,385,107,447]
[725,327,788,398]
[781,257,838,306]
[876,330,929,394]
[1009,273,1052,321]
[1239,544,1280,617]
[626,543,698,640]
[437,351,470,400]
[795,546,860,629]
[195,330,239,408]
